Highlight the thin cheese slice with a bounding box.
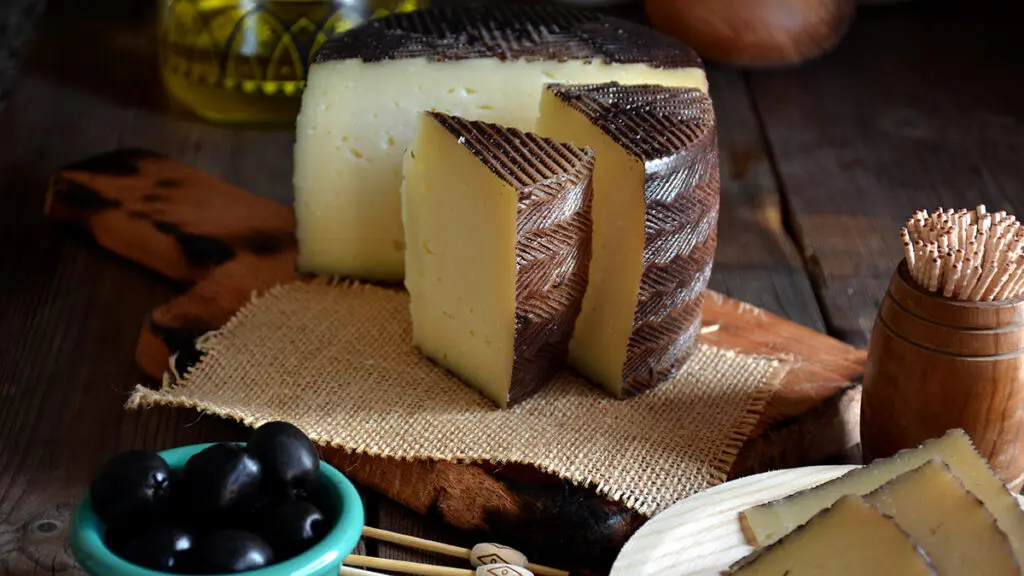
[863,458,1021,575]
[536,83,718,397]
[729,494,937,575]
[740,428,1024,565]
[294,6,707,281]
[401,111,594,408]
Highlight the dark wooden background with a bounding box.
[0,0,1021,573]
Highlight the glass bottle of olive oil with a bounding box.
[158,0,425,125]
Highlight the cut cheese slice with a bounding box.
[863,458,1021,575]
[536,82,718,397]
[740,428,1024,565]
[729,494,937,576]
[401,111,594,408]
[294,5,707,281]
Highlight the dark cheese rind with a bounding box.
[429,112,595,405]
[547,83,719,396]
[727,495,939,575]
[315,5,702,70]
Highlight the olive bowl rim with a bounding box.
[70,441,365,576]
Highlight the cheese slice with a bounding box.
[294,5,707,281]
[863,458,1021,575]
[729,494,937,576]
[740,428,1024,564]
[401,111,594,408]
[536,83,718,397]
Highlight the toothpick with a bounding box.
[960,264,983,299]
[996,267,1020,300]
[1011,270,1024,300]
[928,257,942,292]
[987,262,1017,301]
[986,224,1005,262]
[943,261,961,298]
[970,264,999,301]
[901,228,915,269]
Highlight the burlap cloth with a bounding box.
[127,279,790,516]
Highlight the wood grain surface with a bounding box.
[747,1,1024,348]
[0,0,1019,575]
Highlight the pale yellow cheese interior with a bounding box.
[536,89,646,396]
[295,58,706,281]
[400,113,516,407]
[863,458,1020,575]
[731,495,936,576]
[741,428,1024,563]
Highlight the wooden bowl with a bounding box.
[862,260,1024,491]
[644,0,857,67]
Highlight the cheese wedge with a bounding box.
[740,428,1024,564]
[863,458,1021,575]
[536,83,718,397]
[729,494,937,575]
[294,5,707,281]
[401,111,594,407]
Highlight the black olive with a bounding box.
[193,530,273,573]
[256,500,328,559]
[247,422,320,498]
[116,525,193,571]
[175,443,263,520]
[90,451,171,528]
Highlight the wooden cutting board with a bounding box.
[44,148,866,574]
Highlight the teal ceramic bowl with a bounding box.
[70,442,364,576]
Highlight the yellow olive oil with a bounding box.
[158,0,425,124]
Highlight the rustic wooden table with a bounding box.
[1,0,1021,573]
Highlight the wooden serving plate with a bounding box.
[43,148,867,574]
[610,465,1024,576]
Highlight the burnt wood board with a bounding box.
[43,148,866,573]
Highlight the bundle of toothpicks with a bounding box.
[902,204,1024,301]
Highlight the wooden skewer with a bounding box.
[361,526,470,560]
[359,527,569,576]
[345,555,474,576]
[341,567,390,576]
